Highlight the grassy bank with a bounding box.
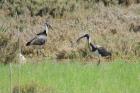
[0,59,140,93]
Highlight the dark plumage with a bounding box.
[89,43,112,57]
[37,30,47,35]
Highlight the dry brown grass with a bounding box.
[0,3,140,62]
[0,31,19,64]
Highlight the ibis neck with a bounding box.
[89,43,97,52]
[88,37,91,44]
[45,25,48,34]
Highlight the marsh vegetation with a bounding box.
[0,1,140,93]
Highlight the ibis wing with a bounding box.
[98,47,111,57]
[26,35,47,45]
[26,37,37,46]
[31,35,47,45]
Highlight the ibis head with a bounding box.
[77,34,91,44]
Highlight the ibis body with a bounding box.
[77,34,111,57]
[26,22,52,46]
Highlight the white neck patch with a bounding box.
[88,37,91,43]
[45,25,48,34]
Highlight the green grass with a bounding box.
[0,59,140,93]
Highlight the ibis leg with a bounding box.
[97,56,101,66]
